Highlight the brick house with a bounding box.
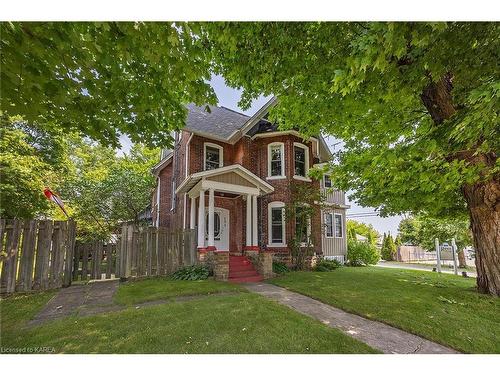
[151,98,349,277]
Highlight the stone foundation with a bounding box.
[214,251,229,281]
[257,251,273,279]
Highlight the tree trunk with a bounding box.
[421,73,500,295]
[462,176,500,296]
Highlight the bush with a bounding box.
[273,261,290,274]
[347,240,380,266]
[314,259,342,272]
[171,265,210,280]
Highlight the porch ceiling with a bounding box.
[176,164,274,197]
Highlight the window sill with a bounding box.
[267,243,287,248]
[266,176,286,181]
[293,175,312,182]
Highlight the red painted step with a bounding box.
[228,255,263,283]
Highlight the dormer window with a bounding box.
[293,142,310,180]
[267,142,285,179]
[204,143,223,171]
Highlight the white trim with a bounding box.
[267,142,285,178]
[203,142,224,171]
[151,153,172,176]
[170,180,176,211]
[293,142,310,180]
[334,213,344,238]
[266,175,286,181]
[240,97,278,137]
[252,195,258,247]
[268,201,286,247]
[185,132,194,178]
[177,164,274,196]
[155,177,161,227]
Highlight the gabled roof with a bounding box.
[176,164,274,196]
[185,103,250,141]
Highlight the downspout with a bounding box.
[156,176,161,227]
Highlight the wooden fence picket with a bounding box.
[81,242,89,281]
[33,220,53,290]
[73,243,81,281]
[1,220,22,293]
[17,220,37,292]
[63,221,76,287]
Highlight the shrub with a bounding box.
[314,259,342,272]
[273,261,290,274]
[171,265,210,280]
[347,239,380,266]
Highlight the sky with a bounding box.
[120,74,402,235]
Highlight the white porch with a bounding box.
[176,165,274,252]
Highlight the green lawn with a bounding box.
[0,280,377,354]
[114,278,244,305]
[271,267,500,353]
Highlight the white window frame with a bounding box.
[267,142,285,180]
[203,142,223,171]
[171,180,176,211]
[267,201,286,247]
[324,212,334,238]
[293,142,311,181]
[334,213,343,238]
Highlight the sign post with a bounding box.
[451,238,459,275]
[435,238,442,273]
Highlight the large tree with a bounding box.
[206,22,499,295]
[1,22,216,148]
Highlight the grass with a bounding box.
[0,284,377,353]
[271,267,500,353]
[114,278,244,305]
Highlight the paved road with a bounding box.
[375,261,477,278]
[245,283,458,354]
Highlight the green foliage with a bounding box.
[314,259,342,272]
[285,183,323,270]
[398,214,472,251]
[60,140,159,240]
[272,261,290,274]
[381,233,397,261]
[0,115,69,218]
[1,22,216,148]
[347,239,380,266]
[347,220,380,245]
[207,22,499,218]
[171,265,210,280]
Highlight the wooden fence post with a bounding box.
[1,220,23,293]
[33,220,53,290]
[63,220,76,287]
[17,220,37,292]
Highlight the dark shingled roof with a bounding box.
[185,103,250,140]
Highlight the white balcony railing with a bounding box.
[321,189,346,206]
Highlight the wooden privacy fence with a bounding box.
[117,225,197,278]
[0,219,76,294]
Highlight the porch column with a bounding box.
[197,189,205,249]
[207,188,216,250]
[252,195,258,247]
[246,194,252,247]
[190,196,196,230]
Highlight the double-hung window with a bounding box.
[293,143,309,179]
[268,202,286,246]
[324,212,334,237]
[204,143,223,170]
[334,213,343,238]
[268,143,285,178]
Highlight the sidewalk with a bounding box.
[375,261,477,278]
[246,283,458,354]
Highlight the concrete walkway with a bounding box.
[246,283,458,354]
[29,280,121,326]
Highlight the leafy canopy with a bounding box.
[206,22,500,217]
[1,22,216,148]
